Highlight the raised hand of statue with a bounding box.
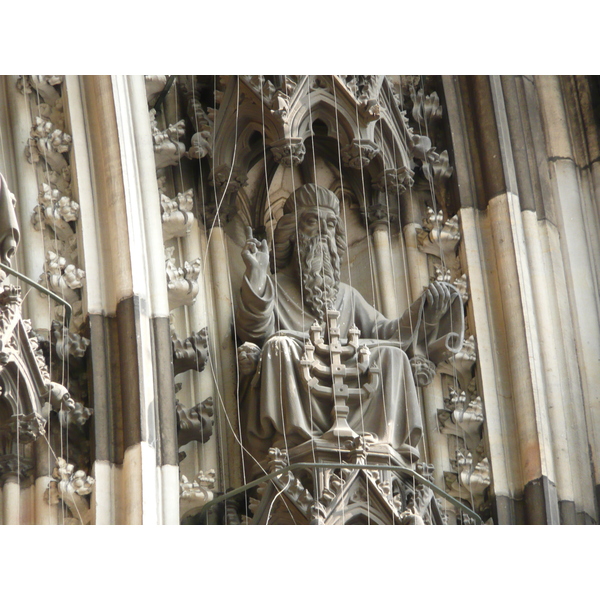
[242,226,270,296]
[422,281,451,326]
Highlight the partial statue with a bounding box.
[0,173,20,266]
[236,184,464,472]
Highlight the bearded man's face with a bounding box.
[296,207,341,322]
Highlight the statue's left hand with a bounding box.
[422,281,451,325]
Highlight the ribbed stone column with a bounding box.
[536,75,600,515]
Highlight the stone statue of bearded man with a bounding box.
[236,184,463,469]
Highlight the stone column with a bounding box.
[535,75,600,515]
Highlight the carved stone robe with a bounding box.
[236,271,463,465]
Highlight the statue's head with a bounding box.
[272,184,347,321]
[272,184,347,271]
[0,174,20,266]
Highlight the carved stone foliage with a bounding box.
[372,167,414,196]
[418,208,461,258]
[341,76,382,121]
[165,246,201,309]
[19,76,85,334]
[411,89,443,130]
[270,138,306,167]
[45,457,94,525]
[161,188,195,241]
[239,75,293,122]
[246,443,446,526]
[172,327,208,376]
[180,469,216,517]
[176,396,213,448]
[150,108,186,169]
[341,139,380,169]
[32,183,79,239]
[38,249,85,329]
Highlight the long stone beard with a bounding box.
[298,232,340,323]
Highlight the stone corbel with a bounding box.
[185,95,213,159]
[270,138,306,167]
[26,116,72,174]
[417,208,461,258]
[180,469,216,512]
[411,89,443,130]
[161,188,195,241]
[165,247,202,309]
[172,327,208,376]
[176,397,214,448]
[17,75,63,106]
[150,108,186,169]
[41,381,93,429]
[452,450,491,499]
[45,457,94,525]
[51,320,90,360]
[32,183,79,239]
[39,250,85,305]
[341,139,380,169]
[437,334,477,391]
[438,386,484,449]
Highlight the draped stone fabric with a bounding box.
[236,270,464,465]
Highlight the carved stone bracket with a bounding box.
[341,139,380,169]
[32,183,79,240]
[165,247,201,309]
[180,469,216,512]
[172,327,208,376]
[418,208,461,258]
[176,397,214,448]
[161,188,195,241]
[39,250,85,305]
[51,320,90,360]
[270,138,306,167]
[45,457,94,525]
[438,335,476,390]
[41,381,93,429]
[150,108,186,169]
[410,355,436,387]
[26,116,72,174]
